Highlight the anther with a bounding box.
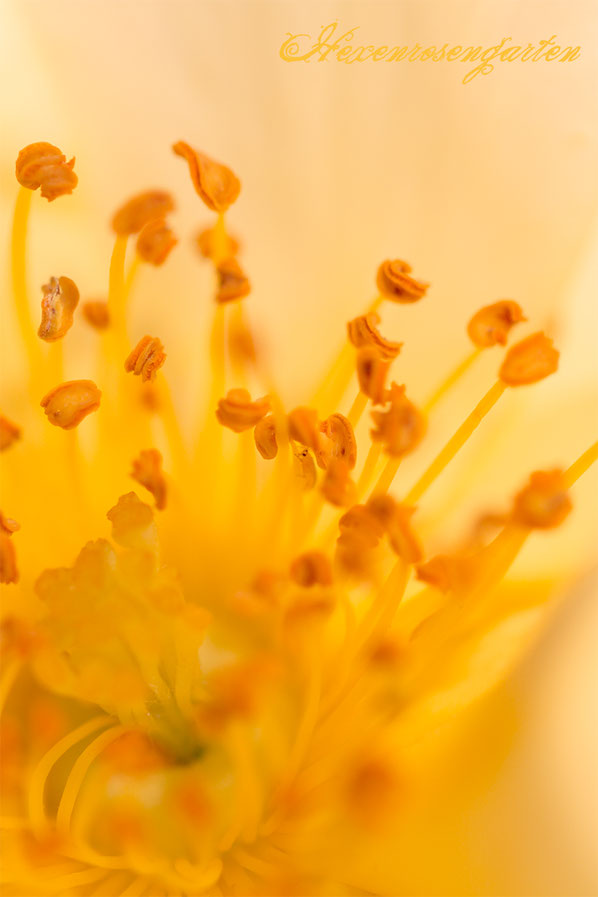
[321,458,357,507]
[111,190,175,236]
[40,380,101,429]
[0,512,20,535]
[356,347,391,405]
[38,276,79,342]
[347,312,402,360]
[370,383,426,457]
[196,226,240,260]
[511,469,572,529]
[288,407,324,460]
[124,336,166,382]
[467,300,526,348]
[15,142,77,201]
[172,141,241,212]
[366,495,423,563]
[215,257,251,303]
[254,415,278,459]
[0,514,19,585]
[293,448,317,490]
[415,554,473,593]
[376,259,428,303]
[131,449,167,510]
[216,389,270,432]
[320,413,357,470]
[499,332,559,386]
[106,492,156,551]
[290,551,333,587]
[136,218,178,266]
[82,300,110,330]
[0,415,21,451]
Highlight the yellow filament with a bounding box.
[40,867,109,893]
[285,658,322,781]
[405,380,507,505]
[356,441,382,497]
[211,212,229,264]
[108,234,129,354]
[373,455,401,496]
[28,715,111,832]
[56,724,126,834]
[564,440,598,488]
[0,658,21,715]
[423,347,483,412]
[347,391,368,428]
[219,723,261,850]
[11,187,38,365]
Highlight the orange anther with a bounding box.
[111,190,175,236]
[131,449,167,510]
[38,276,79,342]
[376,259,428,303]
[320,413,357,470]
[82,300,110,330]
[467,300,526,348]
[215,257,251,303]
[356,347,391,405]
[288,407,322,456]
[321,458,357,508]
[370,383,426,457]
[136,218,178,266]
[216,389,270,433]
[15,142,77,201]
[367,495,423,563]
[0,512,20,535]
[511,469,572,529]
[40,380,101,429]
[124,336,166,382]
[0,533,18,584]
[290,551,333,587]
[254,415,278,459]
[347,312,402,360]
[0,416,21,452]
[172,141,240,212]
[499,332,559,386]
[196,226,240,260]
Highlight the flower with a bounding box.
[1,131,596,897]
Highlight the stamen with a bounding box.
[216,389,270,432]
[0,415,21,451]
[347,313,402,359]
[371,384,426,494]
[467,300,526,348]
[215,257,251,303]
[82,300,110,330]
[320,413,357,470]
[290,551,333,587]
[111,190,175,236]
[356,347,391,405]
[499,331,559,385]
[196,224,240,260]
[11,187,37,365]
[124,336,166,382]
[0,525,19,584]
[0,512,20,535]
[15,142,77,201]
[423,347,482,413]
[376,259,428,303]
[321,459,357,508]
[564,440,598,487]
[254,415,278,459]
[136,218,178,266]
[511,469,572,528]
[40,380,102,429]
[38,276,79,342]
[131,449,167,510]
[172,141,241,212]
[366,495,423,563]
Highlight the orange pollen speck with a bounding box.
[38,275,79,342]
[356,347,391,405]
[370,383,426,458]
[172,140,241,212]
[15,142,77,201]
[467,300,526,348]
[125,335,166,382]
[111,190,175,236]
[290,551,333,587]
[216,389,270,433]
[347,312,402,360]
[131,449,167,510]
[215,257,251,303]
[511,469,572,529]
[254,414,278,459]
[82,300,110,330]
[136,217,178,266]
[376,259,428,303]
[0,415,21,451]
[40,380,101,430]
[499,331,559,386]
